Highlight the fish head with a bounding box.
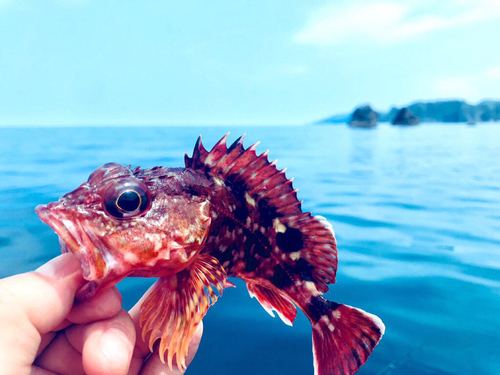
[36,163,211,299]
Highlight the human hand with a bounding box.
[0,253,202,375]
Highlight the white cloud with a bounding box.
[484,66,500,80]
[433,76,480,100]
[432,66,500,101]
[293,0,500,46]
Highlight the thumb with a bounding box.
[0,253,84,372]
[0,253,84,334]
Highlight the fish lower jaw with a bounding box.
[58,236,130,300]
[58,237,103,279]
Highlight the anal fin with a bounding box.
[246,281,297,326]
[140,254,227,371]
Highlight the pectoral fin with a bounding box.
[139,254,227,371]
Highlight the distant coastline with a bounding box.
[316,99,500,126]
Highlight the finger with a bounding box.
[67,286,122,325]
[35,286,123,371]
[65,309,135,375]
[139,322,203,375]
[34,331,85,375]
[0,253,84,334]
[47,286,123,335]
[36,332,57,357]
[31,366,62,375]
[0,253,83,370]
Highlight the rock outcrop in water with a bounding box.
[392,107,420,125]
[385,100,500,123]
[316,99,500,124]
[349,105,378,128]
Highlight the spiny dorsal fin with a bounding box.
[185,133,302,215]
[185,134,338,292]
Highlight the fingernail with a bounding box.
[36,253,82,279]
[99,327,133,369]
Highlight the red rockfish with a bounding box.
[36,134,385,375]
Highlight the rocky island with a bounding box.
[317,100,500,125]
[392,107,420,126]
[349,105,378,128]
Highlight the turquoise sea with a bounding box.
[1,124,499,374]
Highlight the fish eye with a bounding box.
[116,190,142,212]
[103,180,151,219]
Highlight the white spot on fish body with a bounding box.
[123,252,139,263]
[199,200,210,214]
[273,218,286,233]
[154,240,162,251]
[214,177,224,186]
[328,324,335,332]
[305,281,320,296]
[245,192,256,207]
[290,251,301,261]
[246,217,252,227]
[205,154,216,166]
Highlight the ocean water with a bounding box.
[0,124,499,374]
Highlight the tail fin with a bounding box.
[311,300,385,375]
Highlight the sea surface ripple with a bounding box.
[0,124,499,374]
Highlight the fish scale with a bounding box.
[36,133,384,375]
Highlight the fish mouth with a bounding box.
[36,203,113,299]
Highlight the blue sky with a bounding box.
[1,0,499,125]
